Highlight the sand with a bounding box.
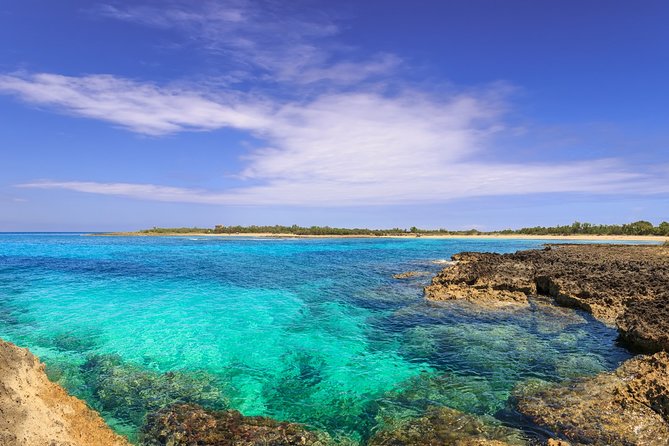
[96,232,668,242]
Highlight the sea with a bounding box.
[0,233,636,443]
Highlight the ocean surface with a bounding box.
[0,234,635,443]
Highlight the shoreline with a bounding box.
[92,232,669,242]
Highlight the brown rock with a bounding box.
[0,339,129,446]
[368,406,526,446]
[546,440,570,446]
[425,244,669,352]
[141,403,331,446]
[514,352,669,445]
[393,271,430,279]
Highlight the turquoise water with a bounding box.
[0,234,633,443]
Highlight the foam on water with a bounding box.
[0,234,633,442]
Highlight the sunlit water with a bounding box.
[0,234,634,443]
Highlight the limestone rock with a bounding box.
[425,244,669,352]
[0,339,129,446]
[514,352,669,445]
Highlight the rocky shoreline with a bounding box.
[0,339,129,446]
[425,243,669,444]
[1,243,667,445]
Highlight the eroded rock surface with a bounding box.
[514,352,669,445]
[0,339,129,446]
[142,403,332,446]
[368,406,526,446]
[425,244,669,352]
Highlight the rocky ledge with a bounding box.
[0,339,130,446]
[426,244,669,445]
[425,244,669,352]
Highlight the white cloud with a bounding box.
[0,73,269,135]
[18,159,665,206]
[5,71,668,205]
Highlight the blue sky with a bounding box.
[1,0,668,231]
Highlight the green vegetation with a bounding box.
[134,220,669,237]
[500,220,669,236]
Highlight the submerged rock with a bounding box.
[82,354,226,428]
[425,244,669,352]
[393,271,430,279]
[367,406,526,446]
[0,338,129,446]
[141,403,332,446]
[514,352,669,445]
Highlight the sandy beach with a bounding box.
[96,232,669,242]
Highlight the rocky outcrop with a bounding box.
[367,406,526,446]
[617,298,669,353]
[141,403,331,446]
[425,244,669,445]
[424,252,535,307]
[425,244,669,352]
[514,352,669,445]
[0,339,130,446]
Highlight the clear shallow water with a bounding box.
[0,234,633,443]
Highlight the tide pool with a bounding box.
[0,234,632,443]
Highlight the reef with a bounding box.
[0,339,129,446]
[426,244,669,444]
[368,406,526,446]
[393,271,430,279]
[141,403,332,446]
[425,244,669,352]
[81,353,227,429]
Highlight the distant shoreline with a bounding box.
[92,232,669,242]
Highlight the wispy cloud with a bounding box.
[0,73,269,135]
[18,159,666,206]
[5,70,668,205]
[95,1,394,86]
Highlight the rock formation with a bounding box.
[0,339,130,446]
[141,403,331,446]
[425,244,669,352]
[426,244,669,445]
[514,352,669,445]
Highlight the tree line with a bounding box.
[499,221,669,236]
[137,221,669,236]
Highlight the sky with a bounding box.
[1,0,668,231]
